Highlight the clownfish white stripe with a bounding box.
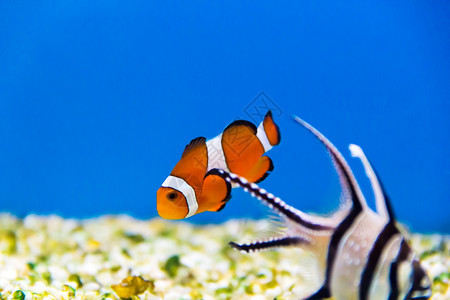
[256,121,273,152]
[206,133,230,172]
[161,175,198,218]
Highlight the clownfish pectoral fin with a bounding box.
[182,136,207,158]
[201,169,232,212]
[262,110,281,147]
[246,156,274,183]
[214,200,230,212]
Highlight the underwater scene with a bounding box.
[1,1,449,300]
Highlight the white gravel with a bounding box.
[0,213,448,299]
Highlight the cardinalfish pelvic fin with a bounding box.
[157,111,281,220]
[219,116,431,300]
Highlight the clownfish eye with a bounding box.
[167,192,178,201]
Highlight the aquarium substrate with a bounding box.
[0,214,448,299]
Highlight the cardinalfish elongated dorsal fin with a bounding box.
[349,144,396,222]
[181,137,207,158]
[218,170,334,232]
[293,116,366,211]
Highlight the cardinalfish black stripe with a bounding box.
[219,116,431,300]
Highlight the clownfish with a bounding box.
[157,111,280,219]
[219,116,431,300]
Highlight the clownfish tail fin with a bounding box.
[257,111,281,152]
[264,110,281,146]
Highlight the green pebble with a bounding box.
[124,232,145,243]
[420,249,437,260]
[215,286,233,296]
[62,285,76,297]
[4,230,17,254]
[164,255,181,278]
[266,280,278,289]
[244,284,254,294]
[42,271,52,284]
[121,248,132,258]
[27,262,36,270]
[434,272,450,284]
[12,290,25,300]
[110,265,121,272]
[68,274,83,287]
[28,273,38,284]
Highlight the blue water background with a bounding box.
[0,1,448,233]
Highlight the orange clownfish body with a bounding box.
[157,111,281,219]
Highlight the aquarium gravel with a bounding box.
[0,214,448,299]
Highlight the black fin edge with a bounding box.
[254,157,274,184]
[182,136,206,158]
[223,119,257,135]
[215,203,227,212]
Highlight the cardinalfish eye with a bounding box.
[167,191,178,201]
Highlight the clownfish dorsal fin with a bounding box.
[349,144,396,222]
[293,116,366,211]
[182,137,207,158]
[223,119,258,135]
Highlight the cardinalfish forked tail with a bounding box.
[157,111,281,220]
[219,116,431,300]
